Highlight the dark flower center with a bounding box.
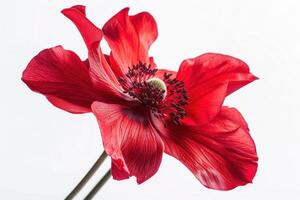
[118,62,188,126]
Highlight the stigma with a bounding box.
[146,77,167,99]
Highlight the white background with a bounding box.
[1,0,299,199]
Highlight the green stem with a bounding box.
[65,151,108,200]
[84,169,111,200]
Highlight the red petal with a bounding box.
[88,43,125,96]
[46,95,91,114]
[103,8,158,74]
[62,6,127,99]
[111,158,130,180]
[92,102,163,183]
[62,5,102,49]
[160,107,258,190]
[22,46,102,113]
[130,11,158,59]
[155,69,177,79]
[177,53,258,126]
[92,102,164,184]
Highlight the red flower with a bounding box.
[22,5,258,190]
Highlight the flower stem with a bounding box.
[84,169,111,200]
[65,151,108,200]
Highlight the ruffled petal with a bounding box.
[177,53,257,126]
[160,107,258,190]
[62,5,102,49]
[129,11,158,59]
[92,102,164,183]
[62,5,128,99]
[103,8,158,74]
[22,46,102,113]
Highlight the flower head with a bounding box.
[22,5,258,190]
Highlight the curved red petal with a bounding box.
[62,6,129,99]
[46,95,91,113]
[22,46,101,113]
[177,53,258,126]
[62,5,102,49]
[130,11,158,60]
[182,84,228,127]
[88,44,125,96]
[102,8,158,74]
[161,107,258,190]
[111,158,130,180]
[92,102,164,184]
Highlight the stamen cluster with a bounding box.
[118,62,188,126]
[162,73,188,125]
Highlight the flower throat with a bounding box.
[118,62,188,126]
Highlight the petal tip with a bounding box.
[122,7,130,13]
[136,176,148,185]
[61,5,86,15]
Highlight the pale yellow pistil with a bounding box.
[146,77,167,99]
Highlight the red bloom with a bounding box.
[22,5,258,190]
